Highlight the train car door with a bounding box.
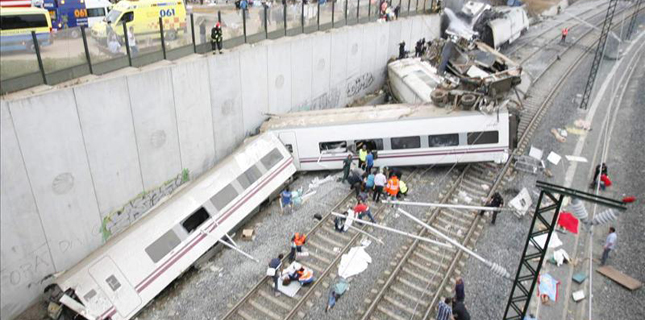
[278,132,300,169]
[88,256,142,317]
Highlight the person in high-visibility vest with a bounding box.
[358,145,368,170]
[295,267,315,285]
[386,175,399,204]
[289,233,307,262]
[561,27,568,43]
[397,180,408,199]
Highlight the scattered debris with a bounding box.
[565,155,588,163]
[547,152,562,166]
[509,188,532,217]
[241,229,255,241]
[597,266,643,291]
[552,249,570,266]
[572,290,586,302]
[481,184,490,191]
[538,273,560,302]
[529,146,543,160]
[572,272,588,284]
[565,127,588,136]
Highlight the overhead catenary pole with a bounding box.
[386,200,512,212]
[397,208,511,279]
[200,230,259,263]
[331,212,451,248]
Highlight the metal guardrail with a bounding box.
[0,1,437,95]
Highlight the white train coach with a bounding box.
[261,104,519,171]
[45,133,296,320]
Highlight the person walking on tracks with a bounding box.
[289,233,307,262]
[479,192,504,225]
[600,226,617,266]
[589,163,608,189]
[454,277,465,302]
[268,254,284,296]
[354,199,376,223]
[561,27,568,43]
[452,298,470,320]
[211,22,223,53]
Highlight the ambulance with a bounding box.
[90,0,186,45]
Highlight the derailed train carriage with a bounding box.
[261,104,519,171]
[45,133,296,320]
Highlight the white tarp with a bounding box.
[338,246,372,279]
[509,188,532,217]
[532,233,563,249]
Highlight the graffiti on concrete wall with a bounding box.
[346,73,374,97]
[100,169,190,242]
[294,86,342,111]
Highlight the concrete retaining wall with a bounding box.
[0,14,440,319]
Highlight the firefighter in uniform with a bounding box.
[211,22,223,53]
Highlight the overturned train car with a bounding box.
[45,133,296,320]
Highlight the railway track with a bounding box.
[358,5,644,320]
[221,167,442,320]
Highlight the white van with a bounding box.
[85,0,111,27]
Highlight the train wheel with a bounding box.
[431,89,448,105]
[460,94,477,109]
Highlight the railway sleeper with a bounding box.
[383,295,425,318]
[389,285,429,307]
[401,266,441,285]
[397,276,437,296]
[436,212,472,226]
[408,256,449,271]
[257,290,293,311]
[248,299,283,320]
[417,243,456,256]
[375,304,411,320]
[411,251,450,270]
[315,231,348,248]
[305,240,339,258]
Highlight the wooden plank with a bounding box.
[596,266,642,291]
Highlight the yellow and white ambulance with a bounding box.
[90,0,186,44]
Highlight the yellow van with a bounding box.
[90,0,186,45]
[0,7,53,52]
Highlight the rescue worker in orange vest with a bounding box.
[289,233,307,262]
[295,267,315,286]
[561,27,568,43]
[386,175,399,205]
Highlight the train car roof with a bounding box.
[260,104,507,131]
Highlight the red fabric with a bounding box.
[557,212,579,234]
[354,203,368,213]
[600,174,612,187]
[622,196,636,203]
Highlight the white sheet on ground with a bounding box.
[277,278,301,297]
[338,246,372,279]
[532,233,563,249]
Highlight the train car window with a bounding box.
[428,134,460,147]
[106,275,121,291]
[181,207,211,234]
[145,230,182,263]
[261,148,284,169]
[211,184,239,211]
[356,139,384,151]
[319,141,347,152]
[237,165,263,189]
[467,131,499,145]
[390,136,421,149]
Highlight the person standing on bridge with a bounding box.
[211,22,223,54]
